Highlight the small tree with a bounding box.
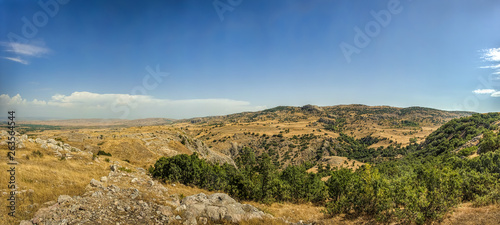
[480,131,500,153]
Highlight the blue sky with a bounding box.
[1,0,500,119]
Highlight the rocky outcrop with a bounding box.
[453,134,483,154]
[20,165,269,225]
[21,165,172,225]
[142,132,236,166]
[0,131,86,159]
[37,138,84,158]
[0,131,27,148]
[175,193,268,224]
[187,138,236,166]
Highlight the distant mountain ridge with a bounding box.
[16,118,175,127]
[180,104,474,124]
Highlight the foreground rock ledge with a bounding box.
[176,193,268,224]
[20,165,270,225]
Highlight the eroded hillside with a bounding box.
[173,105,473,166]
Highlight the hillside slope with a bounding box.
[173,105,473,166]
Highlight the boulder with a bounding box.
[110,165,119,172]
[89,179,103,188]
[176,193,265,224]
[57,195,73,203]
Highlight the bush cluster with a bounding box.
[150,147,327,204]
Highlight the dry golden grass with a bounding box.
[243,201,326,223]
[0,142,110,224]
[439,203,500,225]
[102,139,158,166]
[238,217,288,225]
[21,125,196,169]
[168,140,193,155]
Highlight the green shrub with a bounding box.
[97,150,112,156]
[458,146,478,157]
[32,150,43,157]
[118,167,133,173]
[480,131,500,153]
[150,151,327,204]
[472,184,500,207]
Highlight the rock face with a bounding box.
[0,131,27,148]
[453,134,483,154]
[187,138,236,166]
[21,165,268,225]
[144,132,236,166]
[176,193,267,224]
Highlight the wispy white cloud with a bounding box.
[0,92,267,119]
[2,56,29,65]
[0,41,51,65]
[476,48,500,96]
[2,42,50,56]
[481,48,500,62]
[473,89,496,94]
[480,48,500,76]
[479,64,500,69]
[473,89,500,97]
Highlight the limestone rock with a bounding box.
[57,195,73,203]
[110,164,119,171]
[89,179,102,188]
[25,161,270,225]
[19,220,33,225]
[176,193,265,224]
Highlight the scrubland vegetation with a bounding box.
[2,106,496,224]
[150,113,500,224]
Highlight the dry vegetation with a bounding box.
[4,105,495,225]
[0,141,109,224]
